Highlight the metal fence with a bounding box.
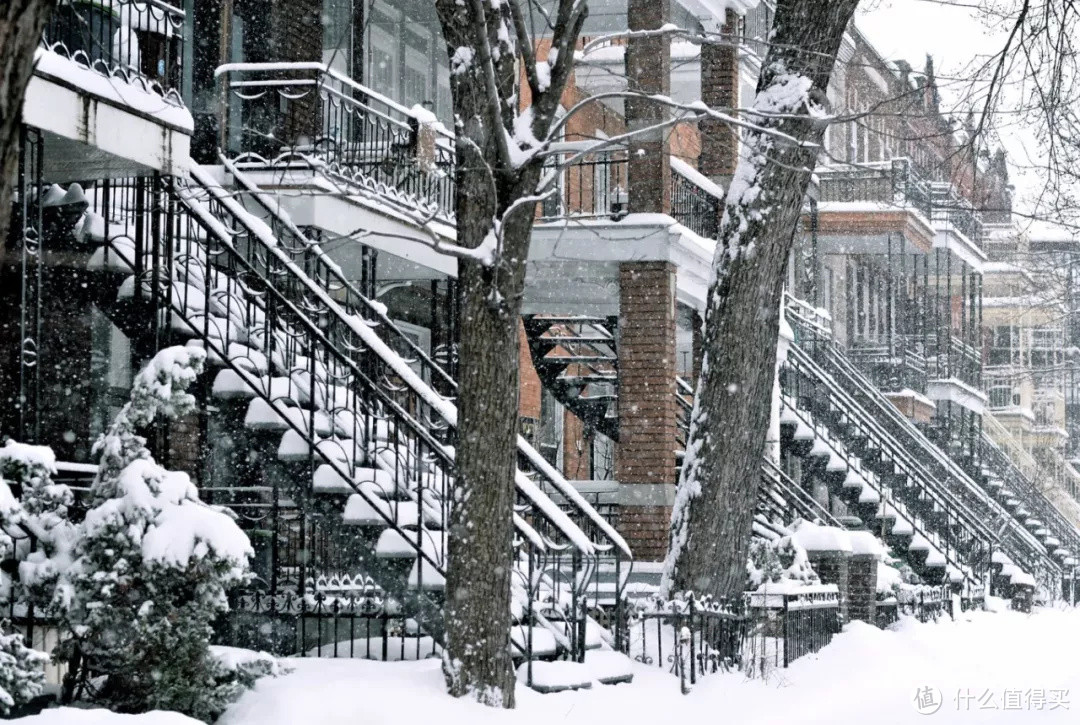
[626,589,842,693]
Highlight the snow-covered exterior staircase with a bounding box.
[784,311,1065,586]
[74,167,632,687]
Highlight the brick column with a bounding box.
[807,550,852,623]
[616,262,679,561]
[699,10,741,183]
[848,554,879,624]
[625,0,671,214]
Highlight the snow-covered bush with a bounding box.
[0,626,48,715]
[55,347,254,721]
[0,441,78,612]
[746,534,819,590]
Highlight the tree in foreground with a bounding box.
[0,1,57,246]
[53,346,253,722]
[662,0,862,600]
[431,0,587,707]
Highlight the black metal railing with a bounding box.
[671,169,719,239]
[817,159,931,219]
[786,313,1058,580]
[849,336,929,394]
[41,0,185,106]
[217,63,455,223]
[539,151,629,221]
[927,334,982,391]
[626,588,841,692]
[217,161,633,641]
[77,174,598,672]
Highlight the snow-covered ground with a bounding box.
[19,605,1080,725]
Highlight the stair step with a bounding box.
[313,464,403,498]
[342,496,441,529]
[375,529,445,560]
[246,398,330,435]
[510,625,560,658]
[407,559,446,591]
[187,339,268,374]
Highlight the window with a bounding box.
[989,325,1019,366]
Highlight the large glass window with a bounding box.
[366,0,451,122]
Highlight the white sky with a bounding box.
[855,0,1066,232]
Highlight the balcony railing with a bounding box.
[41,0,185,106]
[539,151,721,237]
[928,334,982,390]
[217,62,456,224]
[848,335,929,394]
[817,159,931,218]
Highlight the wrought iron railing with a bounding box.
[79,174,598,670]
[788,318,1059,580]
[538,152,719,236]
[216,63,455,223]
[217,161,633,624]
[817,158,932,218]
[670,168,719,239]
[848,335,929,394]
[627,588,841,692]
[927,334,982,390]
[40,0,185,106]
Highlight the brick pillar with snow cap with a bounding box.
[699,9,742,187]
[846,531,885,624]
[792,521,854,623]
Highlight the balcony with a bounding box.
[26,0,191,176]
[217,62,456,226]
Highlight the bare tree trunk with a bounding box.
[0,1,54,249]
[434,0,551,708]
[662,0,861,601]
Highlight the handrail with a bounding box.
[790,335,1057,575]
[184,167,601,560]
[217,159,631,560]
[778,393,972,582]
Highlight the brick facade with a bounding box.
[618,505,671,563]
[626,0,671,214]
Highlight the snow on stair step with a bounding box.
[510,626,559,658]
[249,399,331,435]
[187,339,268,374]
[793,419,815,441]
[342,495,437,529]
[312,464,404,499]
[407,559,445,591]
[516,661,593,693]
[858,483,881,504]
[375,529,445,561]
[583,650,634,685]
[213,368,261,400]
[181,313,249,346]
[891,516,914,537]
[88,240,136,272]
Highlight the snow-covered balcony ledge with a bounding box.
[25,47,192,178]
[926,376,988,415]
[236,165,458,280]
[525,213,714,315]
[932,218,987,274]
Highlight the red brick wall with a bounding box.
[518,322,541,422]
[619,505,671,563]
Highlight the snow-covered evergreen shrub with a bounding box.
[56,346,254,722]
[746,535,819,590]
[0,441,78,612]
[0,626,48,715]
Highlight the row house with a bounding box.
[6,0,1080,649]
